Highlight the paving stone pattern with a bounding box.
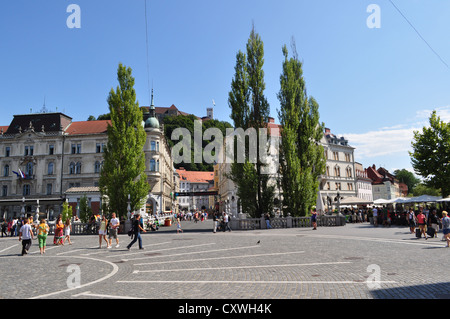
[0,220,449,299]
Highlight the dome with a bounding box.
[145,116,160,129]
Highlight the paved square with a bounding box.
[1,220,449,300]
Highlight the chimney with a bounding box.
[268,117,275,124]
[325,128,331,134]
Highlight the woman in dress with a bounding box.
[98,215,109,248]
[63,218,72,245]
[53,215,64,245]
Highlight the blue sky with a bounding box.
[1,0,450,175]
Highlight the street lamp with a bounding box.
[35,199,40,222]
[21,197,25,216]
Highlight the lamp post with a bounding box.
[127,194,131,220]
[21,197,25,217]
[35,199,40,222]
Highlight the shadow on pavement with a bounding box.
[369,282,450,299]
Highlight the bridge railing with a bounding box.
[230,214,345,230]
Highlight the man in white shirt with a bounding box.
[19,218,34,256]
[372,207,378,226]
[108,212,120,248]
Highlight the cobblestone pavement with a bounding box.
[1,220,449,300]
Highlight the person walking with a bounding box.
[428,210,439,238]
[372,207,378,226]
[37,219,49,254]
[1,220,7,237]
[222,212,231,232]
[127,213,146,250]
[213,212,218,233]
[416,209,428,240]
[407,208,416,234]
[98,215,109,248]
[311,209,318,230]
[265,213,272,229]
[441,211,450,247]
[18,218,34,256]
[176,218,183,234]
[108,212,120,248]
[54,215,64,245]
[63,219,73,245]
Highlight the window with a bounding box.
[69,162,75,175]
[334,167,340,177]
[333,152,339,161]
[23,184,31,196]
[71,144,81,154]
[3,165,9,177]
[94,161,101,173]
[5,147,10,157]
[75,162,82,174]
[46,184,52,195]
[150,159,156,172]
[156,160,160,172]
[26,162,33,176]
[151,141,156,151]
[96,143,105,153]
[326,166,330,176]
[48,162,54,175]
[2,185,7,197]
[49,145,54,155]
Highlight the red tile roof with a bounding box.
[65,120,111,135]
[176,168,214,184]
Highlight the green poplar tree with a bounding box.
[277,44,326,216]
[99,63,150,219]
[228,26,274,218]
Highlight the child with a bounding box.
[176,218,183,234]
[63,219,72,245]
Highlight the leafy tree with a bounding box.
[99,63,150,219]
[78,195,92,223]
[277,44,326,217]
[412,183,441,197]
[87,115,96,121]
[227,25,275,218]
[410,111,450,197]
[61,201,73,223]
[393,169,420,195]
[97,113,111,120]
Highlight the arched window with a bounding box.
[156,159,160,172]
[69,162,75,175]
[75,162,82,174]
[26,162,33,176]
